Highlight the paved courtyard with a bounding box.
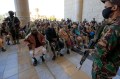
[0,42,120,79]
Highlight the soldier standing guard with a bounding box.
[92,0,120,79]
[5,11,20,45]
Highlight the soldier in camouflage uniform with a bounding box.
[92,0,120,79]
[5,11,20,45]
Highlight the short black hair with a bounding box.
[72,22,78,26]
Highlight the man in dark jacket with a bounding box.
[45,23,58,60]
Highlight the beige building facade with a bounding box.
[64,0,83,22]
[14,0,104,27]
[64,0,104,22]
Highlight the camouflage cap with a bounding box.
[101,0,120,6]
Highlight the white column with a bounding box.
[14,0,30,27]
[75,0,83,21]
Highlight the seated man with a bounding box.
[45,22,59,60]
[72,22,83,48]
[25,27,46,66]
[59,26,71,54]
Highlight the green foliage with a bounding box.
[49,16,56,21]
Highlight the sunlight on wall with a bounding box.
[0,0,15,15]
[0,0,64,19]
[29,0,64,19]
[29,0,64,18]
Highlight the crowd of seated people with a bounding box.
[23,18,103,66]
[0,17,103,66]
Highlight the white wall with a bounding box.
[64,0,77,21]
[64,0,104,22]
[64,0,83,22]
[82,0,104,22]
[29,0,64,19]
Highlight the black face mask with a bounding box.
[102,7,112,19]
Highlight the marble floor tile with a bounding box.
[5,64,18,71]
[55,57,91,79]
[0,71,3,79]
[37,70,54,79]
[113,75,120,79]
[0,64,6,72]
[1,42,120,79]
[18,62,33,73]
[117,68,120,76]
[19,68,38,79]
[45,61,71,79]
[5,74,18,79]
[65,52,92,77]
[3,67,18,79]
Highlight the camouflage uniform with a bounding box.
[91,0,120,78]
[92,15,120,79]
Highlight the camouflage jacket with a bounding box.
[93,16,120,76]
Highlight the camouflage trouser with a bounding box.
[92,62,118,79]
[10,28,19,44]
[10,29,19,40]
[92,70,112,79]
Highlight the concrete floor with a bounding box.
[0,42,120,79]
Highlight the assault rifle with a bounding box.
[78,21,107,70]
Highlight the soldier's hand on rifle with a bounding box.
[85,49,96,55]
